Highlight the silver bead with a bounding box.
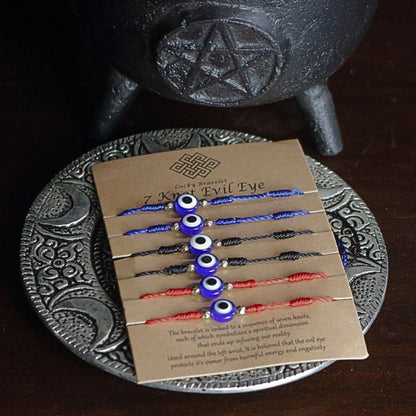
[181,243,189,252]
[172,222,180,231]
[187,264,195,272]
[225,282,233,291]
[165,202,174,210]
[220,260,228,268]
[205,219,213,227]
[202,309,211,319]
[214,240,222,247]
[191,286,200,295]
[200,199,208,207]
[237,306,246,315]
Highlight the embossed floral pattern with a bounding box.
[31,234,89,300]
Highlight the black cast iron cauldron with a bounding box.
[72,0,378,155]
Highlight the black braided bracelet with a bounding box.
[132,250,322,278]
[127,229,314,258]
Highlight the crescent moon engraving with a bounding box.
[345,264,380,282]
[318,186,344,200]
[38,183,91,227]
[54,298,114,349]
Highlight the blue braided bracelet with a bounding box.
[118,189,304,216]
[123,210,310,236]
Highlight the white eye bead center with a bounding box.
[178,194,198,208]
[214,300,233,315]
[190,234,212,250]
[197,254,216,268]
[202,276,222,291]
[182,214,202,227]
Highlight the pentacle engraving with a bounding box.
[157,21,285,105]
[169,152,220,179]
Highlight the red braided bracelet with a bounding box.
[145,296,335,324]
[140,272,328,300]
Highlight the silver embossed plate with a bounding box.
[20,129,388,393]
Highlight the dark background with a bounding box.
[1,1,415,415]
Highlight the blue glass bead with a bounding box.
[210,299,236,323]
[174,194,199,216]
[199,276,225,299]
[179,214,204,235]
[335,235,348,267]
[188,234,213,256]
[195,253,219,277]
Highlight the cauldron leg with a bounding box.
[89,70,141,143]
[296,83,343,155]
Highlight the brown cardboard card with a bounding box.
[91,139,367,384]
[127,299,368,384]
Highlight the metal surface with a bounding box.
[20,128,388,393]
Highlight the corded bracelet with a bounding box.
[128,229,314,258]
[145,296,335,324]
[123,210,311,236]
[140,272,328,300]
[133,250,322,278]
[118,189,304,217]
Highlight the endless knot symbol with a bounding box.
[169,152,221,179]
[157,20,283,105]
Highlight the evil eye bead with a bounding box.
[179,214,204,235]
[210,299,236,323]
[195,253,219,277]
[188,234,213,256]
[199,276,225,299]
[174,194,199,216]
